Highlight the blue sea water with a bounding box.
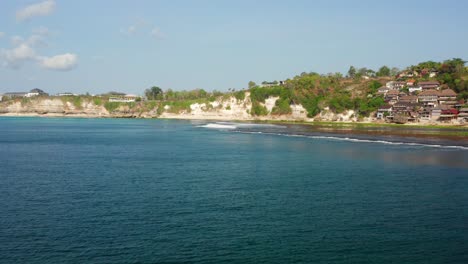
[0,117,467,263]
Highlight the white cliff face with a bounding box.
[160,94,253,120]
[190,103,207,113]
[264,97,278,112]
[218,96,252,119]
[0,93,363,122]
[318,109,357,122]
[5,99,65,114]
[5,102,24,112]
[290,104,308,119]
[159,93,314,121]
[0,98,108,117]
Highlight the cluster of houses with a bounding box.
[376,80,467,123]
[1,88,48,100]
[0,89,139,103]
[107,92,138,103]
[0,89,76,101]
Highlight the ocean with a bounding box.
[0,117,467,263]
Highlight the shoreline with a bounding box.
[1,112,467,141]
[1,112,467,130]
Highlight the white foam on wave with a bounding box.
[217,122,286,128]
[198,122,286,130]
[235,131,468,150]
[198,123,237,129]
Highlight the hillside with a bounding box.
[1,58,467,124]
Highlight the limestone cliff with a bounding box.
[0,93,358,122]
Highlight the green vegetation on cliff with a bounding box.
[1,58,465,120]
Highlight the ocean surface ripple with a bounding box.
[1,117,467,263]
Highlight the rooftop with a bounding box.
[418,89,439,96]
[438,89,457,97]
[378,104,392,110]
[386,90,400,95]
[399,95,418,100]
[418,81,440,85]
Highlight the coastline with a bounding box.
[1,111,467,127]
[2,111,468,126]
[2,112,467,135]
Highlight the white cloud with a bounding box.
[1,33,77,71]
[40,53,78,71]
[16,0,56,21]
[1,8,77,72]
[0,32,5,38]
[150,27,164,39]
[28,34,47,47]
[10,34,46,48]
[1,43,37,69]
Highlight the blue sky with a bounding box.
[0,0,467,95]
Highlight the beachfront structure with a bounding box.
[399,95,418,104]
[408,85,422,93]
[386,81,405,90]
[25,88,47,98]
[3,92,27,99]
[260,81,280,88]
[418,81,440,90]
[458,108,468,122]
[57,92,78,96]
[385,90,401,104]
[418,90,439,108]
[439,109,459,122]
[406,79,416,86]
[438,89,458,106]
[3,89,47,99]
[108,94,138,103]
[393,102,411,114]
[431,107,442,121]
[392,103,420,122]
[377,86,390,95]
[420,108,432,120]
[376,104,392,119]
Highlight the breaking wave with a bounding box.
[197,122,467,150]
[198,122,286,130]
[198,123,237,129]
[235,131,468,150]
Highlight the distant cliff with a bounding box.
[0,93,361,122]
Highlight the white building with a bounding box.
[25,92,39,97]
[408,86,422,93]
[25,88,47,98]
[109,94,138,103]
[386,81,405,90]
[57,92,78,96]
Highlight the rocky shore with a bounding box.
[1,94,467,128]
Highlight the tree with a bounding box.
[334,72,343,79]
[366,69,376,77]
[348,66,356,78]
[377,66,391,77]
[248,81,257,89]
[145,86,163,100]
[368,80,382,94]
[390,67,400,76]
[445,58,466,75]
[358,67,368,76]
